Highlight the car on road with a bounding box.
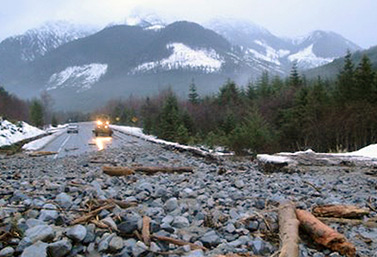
[67,124,79,133]
[93,116,113,137]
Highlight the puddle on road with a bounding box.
[92,137,112,150]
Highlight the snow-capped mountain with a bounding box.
[0,18,363,111]
[206,19,361,69]
[0,20,98,62]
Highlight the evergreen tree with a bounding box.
[188,80,200,104]
[258,71,271,97]
[336,50,355,103]
[51,115,58,127]
[218,80,239,106]
[30,99,44,127]
[289,62,301,88]
[158,93,182,141]
[355,55,375,102]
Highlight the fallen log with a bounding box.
[151,235,207,251]
[318,217,377,228]
[29,151,57,157]
[71,204,114,225]
[102,166,134,176]
[278,201,299,257]
[142,216,151,246]
[312,204,369,219]
[134,166,193,174]
[296,209,356,257]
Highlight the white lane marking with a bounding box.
[54,135,71,159]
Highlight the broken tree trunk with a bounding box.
[296,209,356,257]
[29,151,57,157]
[278,201,299,257]
[71,204,114,225]
[134,166,193,174]
[142,216,151,246]
[102,166,134,176]
[312,204,369,219]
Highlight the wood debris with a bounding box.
[312,204,369,219]
[296,209,356,257]
[102,166,134,176]
[142,216,151,246]
[29,151,57,157]
[102,165,194,176]
[151,234,208,251]
[278,201,299,257]
[71,203,115,225]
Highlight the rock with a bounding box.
[200,230,221,247]
[21,241,48,257]
[38,204,58,222]
[162,215,174,224]
[234,180,245,188]
[66,225,87,242]
[98,233,115,252]
[138,182,153,194]
[164,197,178,212]
[132,241,148,257]
[17,237,32,252]
[150,242,161,252]
[225,223,236,233]
[25,218,46,228]
[47,239,72,257]
[83,224,96,244]
[109,236,124,252]
[24,225,55,243]
[181,188,196,198]
[172,216,189,228]
[245,220,259,232]
[102,217,117,230]
[184,249,205,257]
[0,247,14,257]
[55,193,72,209]
[250,240,270,255]
[118,219,139,235]
[313,253,325,257]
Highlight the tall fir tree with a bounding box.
[355,55,375,102]
[188,79,200,104]
[158,93,182,141]
[289,61,301,88]
[336,50,355,103]
[30,99,44,127]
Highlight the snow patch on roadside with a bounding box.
[0,119,45,147]
[110,125,233,156]
[22,127,67,151]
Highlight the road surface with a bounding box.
[40,122,143,159]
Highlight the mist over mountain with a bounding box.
[0,15,365,111]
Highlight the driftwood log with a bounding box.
[103,165,193,176]
[29,151,57,157]
[134,166,193,174]
[278,201,299,257]
[312,204,369,218]
[142,216,151,246]
[102,166,134,176]
[296,209,356,257]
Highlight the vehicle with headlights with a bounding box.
[67,124,79,133]
[93,117,113,137]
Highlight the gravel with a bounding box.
[1,135,377,256]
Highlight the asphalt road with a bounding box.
[40,122,142,159]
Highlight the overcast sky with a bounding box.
[1,0,376,48]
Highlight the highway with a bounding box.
[40,122,141,159]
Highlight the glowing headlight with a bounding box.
[97,120,103,125]
[106,121,109,125]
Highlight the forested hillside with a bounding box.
[100,52,377,154]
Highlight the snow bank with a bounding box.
[257,154,292,164]
[0,120,45,147]
[22,124,68,151]
[110,125,233,157]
